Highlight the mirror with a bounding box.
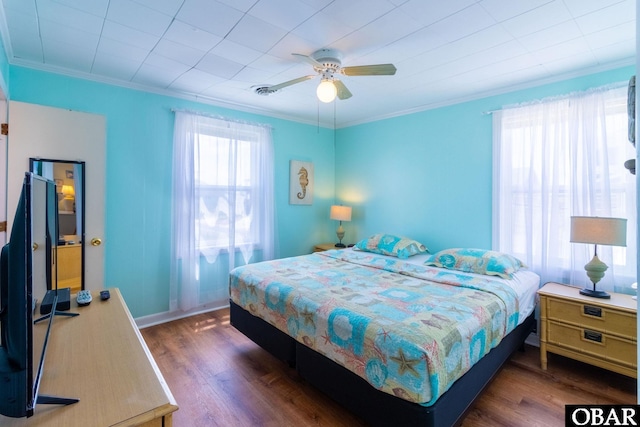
[30,158,85,292]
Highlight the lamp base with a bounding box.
[579,288,611,299]
[334,243,346,248]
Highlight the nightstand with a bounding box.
[313,243,340,252]
[538,282,637,378]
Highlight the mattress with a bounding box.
[229,248,540,405]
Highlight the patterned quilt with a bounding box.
[229,249,519,405]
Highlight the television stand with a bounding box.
[31,293,80,415]
[33,311,78,324]
[35,395,79,406]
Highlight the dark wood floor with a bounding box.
[141,308,636,427]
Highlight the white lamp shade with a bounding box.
[61,184,75,198]
[570,216,627,247]
[330,205,352,222]
[317,80,337,103]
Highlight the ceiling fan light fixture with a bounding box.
[258,49,395,103]
[317,79,337,103]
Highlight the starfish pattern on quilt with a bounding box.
[390,348,421,378]
[300,307,315,327]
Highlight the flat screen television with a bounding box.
[0,172,78,418]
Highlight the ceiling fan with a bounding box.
[254,48,397,103]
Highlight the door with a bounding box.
[7,101,106,298]
[0,94,6,247]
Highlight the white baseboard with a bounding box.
[135,302,230,329]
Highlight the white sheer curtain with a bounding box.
[170,111,275,312]
[493,84,637,293]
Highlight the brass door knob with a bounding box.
[90,238,102,246]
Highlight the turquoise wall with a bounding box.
[6,62,635,318]
[8,67,336,317]
[336,66,636,252]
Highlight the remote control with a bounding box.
[100,290,110,301]
[77,290,92,306]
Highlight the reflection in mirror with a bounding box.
[30,158,85,292]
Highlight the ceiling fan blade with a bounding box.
[334,79,352,100]
[342,64,397,76]
[268,75,316,91]
[292,53,322,68]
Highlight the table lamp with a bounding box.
[59,184,75,212]
[570,216,627,299]
[330,205,352,247]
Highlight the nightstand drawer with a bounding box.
[548,320,636,368]
[547,297,636,340]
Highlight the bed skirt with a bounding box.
[230,300,536,427]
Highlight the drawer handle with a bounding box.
[583,305,602,317]
[584,330,602,343]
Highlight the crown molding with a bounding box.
[337,58,636,129]
[7,55,635,131]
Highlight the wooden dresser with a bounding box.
[538,282,637,378]
[0,288,178,426]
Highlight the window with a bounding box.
[171,112,275,311]
[195,129,255,251]
[493,84,636,292]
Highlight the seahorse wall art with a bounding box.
[290,160,313,205]
[297,166,308,199]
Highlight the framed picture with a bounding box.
[65,170,74,179]
[289,160,313,205]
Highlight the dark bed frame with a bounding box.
[230,300,535,427]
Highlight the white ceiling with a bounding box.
[0,0,635,128]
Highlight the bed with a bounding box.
[229,245,539,426]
